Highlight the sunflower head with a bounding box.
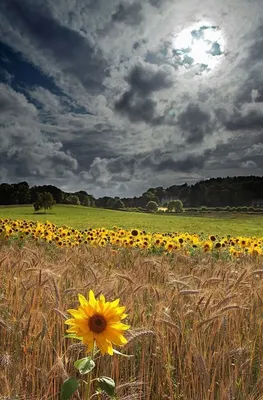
[65,290,130,356]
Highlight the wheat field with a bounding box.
[1,240,263,400]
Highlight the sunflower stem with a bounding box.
[85,347,95,400]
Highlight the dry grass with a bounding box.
[1,242,263,399]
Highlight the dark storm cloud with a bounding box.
[0,83,78,181]
[203,137,263,174]
[140,150,208,172]
[115,91,163,124]
[225,103,263,131]
[115,62,174,124]
[1,0,263,197]
[177,102,214,143]
[232,24,263,105]
[112,2,143,25]
[149,0,164,7]
[86,150,208,189]
[62,129,119,169]
[127,63,174,94]
[0,83,36,116]
[0,0,106,92]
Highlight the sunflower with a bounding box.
[65,290,130,355]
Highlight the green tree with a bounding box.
[67,195,80,205]
[167,199,183,213]
[106,197,125,209]
[114,198,125,209]
[146,201,158,212]
[33,192,55,213]
[82,196,91,207]
[142,191,160,207]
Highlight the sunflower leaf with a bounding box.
[96,376,115,396]
[60,377,79,400]
[74,357,95,375]
[113,349,134,358]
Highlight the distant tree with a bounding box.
[14,182,30,204]
[146,201,158,212]
[89,196,96,207]
[30,185,63,204]
[142,191,160,207]
[33,201,42,212]
[167,199,184,213]
[96,196,111,208]
[33,192,55,213]
[106,197,116,209]
[73,191,89,204]
[106,197,125,209]
[67,195,80,205]
[82,196,91,207]
[114,198,125,209]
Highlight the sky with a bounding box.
[0,0,263,197]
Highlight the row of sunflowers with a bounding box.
[0,218,262,258]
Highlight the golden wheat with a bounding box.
[1,241,263,399]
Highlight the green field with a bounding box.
[0,204,263,237]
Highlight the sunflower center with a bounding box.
[89,314,107,334]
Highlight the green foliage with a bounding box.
[67,195,80,206]
[142,191,160,206]
[60,377,79,400]
[106,197,125,210]
[82,196,90,207]
[74,357,95,375]
[146,201,158,212]
[95,376,115,397]
[167,199,183,213]
[33,192,55,213]
[2,176,263,209]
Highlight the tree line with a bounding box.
[0,176,263,209]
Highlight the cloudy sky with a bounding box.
[0,0,263,197]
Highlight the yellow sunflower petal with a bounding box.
[104,305,126,319]
[81,331,94,343]
[88,290,97,308]
[82,339,95,353]
[64,318,76,325]
[99,294,106,304]
[110,298,120,308]
[78,293,88,306]
[108,322,130,331]
[81,304,95,317]
[67,308,86,318]
[96,335,113,355]
[106,328,128,345]
[106,340,114,355]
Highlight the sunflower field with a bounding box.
[1,218,263,259]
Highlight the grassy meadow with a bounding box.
[1,205,263,399]
[1,204,263,236]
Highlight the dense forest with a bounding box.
[0,176,263,208]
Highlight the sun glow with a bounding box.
[172,23,225,71]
